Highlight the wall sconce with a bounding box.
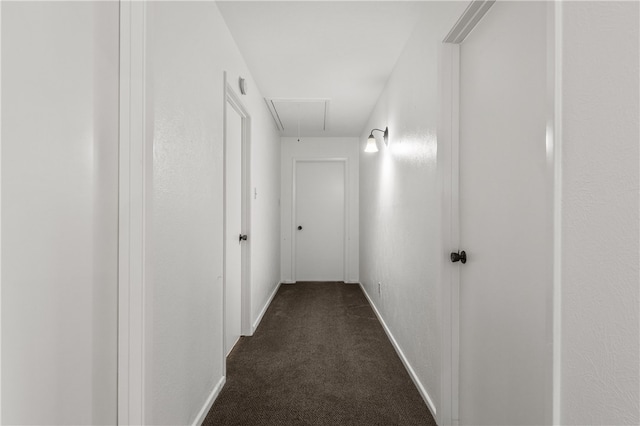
[364,127,389,153]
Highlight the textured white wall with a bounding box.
[358,3,465,420]
[1,2,119,424]
[280,137,359,283]
[249,79,282,328]
[144,3,280,424]
[560,2,639,424]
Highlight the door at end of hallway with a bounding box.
[293,159,346,282]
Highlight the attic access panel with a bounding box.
[265,98,330,135]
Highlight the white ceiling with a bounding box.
[217,1,467,137]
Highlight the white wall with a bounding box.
[143,2,280,424]
[280,137,359,283]
[249,69,282,331]
[358,3,465,421]
[560,2,639,424]
[1,2,119,424]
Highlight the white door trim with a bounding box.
[437,42,460,426]
[549,3,563,424]
[223,75,252,359]
[118,1,147,424]
[291,158,348,283]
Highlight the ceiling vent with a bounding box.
[265,98,330,135]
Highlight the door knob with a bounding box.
[450,250,467,264]
[239,234,248,242]
[297,226,303,230]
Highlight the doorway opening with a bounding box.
[439,1,555,425]
[223,75,252,362]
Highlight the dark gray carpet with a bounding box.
[203,282,436,425]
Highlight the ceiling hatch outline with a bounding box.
[264,98,331,134]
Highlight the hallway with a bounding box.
[205,283,434,425]
[1,1,638,425]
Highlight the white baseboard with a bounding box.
[359,283,439,424]
[191,375,226,426]
[252,281,282,334]
[344,280,360,284]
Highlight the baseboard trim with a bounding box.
[252,281,282,334]
[191,375,226,426]
[359,283,439,423]
[344,281,360,284]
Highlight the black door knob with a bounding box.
[239,234,248,242]
[450,250,467,264]
[297,226,303,230]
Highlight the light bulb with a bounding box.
[364,135,378,153]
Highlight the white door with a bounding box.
[294,160,345,281]
[457,2,552,425]
[225,102,243,356]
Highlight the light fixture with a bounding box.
[365,127,389,153]
[364,136,378,153]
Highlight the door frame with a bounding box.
[118,2,147,424]
[437,40,460,426]
[222,74,252,363]
[291,158,348,283]
[437,2,561,425]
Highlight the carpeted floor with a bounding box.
[202,282,436,426]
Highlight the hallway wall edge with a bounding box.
[251,281,282,335]
[359,283,439,424]
[191,376,226,426]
